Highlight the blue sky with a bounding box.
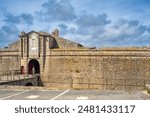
[0,0,150,48]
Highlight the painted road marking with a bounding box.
[76,96,89,100]
[50,90,70,100]
[0,90,29,100]
[26,95,39,99]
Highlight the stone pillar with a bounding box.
[20,31,25,58]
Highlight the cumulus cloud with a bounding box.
[58,23,69,34]
[75,12,111,36]
[36,0,76,22]
[96,19,150,47]
[2,10,33,25]
[0,24,19,48]
[1,0,150,48]
[62,17,150,47]
[0,8,33,48]
[56,12,111,47]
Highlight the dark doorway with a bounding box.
[28,59,40,74]
[25,82,33,86]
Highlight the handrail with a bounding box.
[0,70,40,82]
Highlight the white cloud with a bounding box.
[1,0,150,48]
[36,0,76,22]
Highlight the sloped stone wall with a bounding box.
[101,57,150,90]
[55,37,84,49]
[0,50,20,74]
[42,49,150,90]
[43,56,103,89]
[8,40,20,51]
[1,47,150,90]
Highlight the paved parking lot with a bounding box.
[0,88,149,100]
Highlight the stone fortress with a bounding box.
[0,29,150,90]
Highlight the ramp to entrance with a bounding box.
[0,70,42,86]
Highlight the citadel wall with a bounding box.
[42,49,150,90]
[0,50,20,74]
[1,30,150,90]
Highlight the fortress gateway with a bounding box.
[0,29,150,90]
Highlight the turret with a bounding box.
[52,29,59,37]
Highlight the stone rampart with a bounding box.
[0,50,20,74]
[42,49,150,90]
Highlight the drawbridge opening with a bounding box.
[25,82,33,86]
[28,59,40,74]
[28,59,43,86]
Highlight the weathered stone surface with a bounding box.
[0,50,20,74]
[1,30,150,90]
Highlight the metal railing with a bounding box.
[0,70,39,83]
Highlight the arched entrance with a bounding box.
[25,82,33,86]
[28,59,40,74]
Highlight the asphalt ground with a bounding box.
[0,87,149,100]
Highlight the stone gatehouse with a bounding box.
[1,29,150,90]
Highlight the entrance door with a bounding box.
[28,59,40,74]
[20,66,25,74]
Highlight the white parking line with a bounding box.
[0,90,29,100]
[76,96,89,100]
[26,95,39,99]
[50,90,70,100]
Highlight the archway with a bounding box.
[25,82,33,86]
[28,59,40,74]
